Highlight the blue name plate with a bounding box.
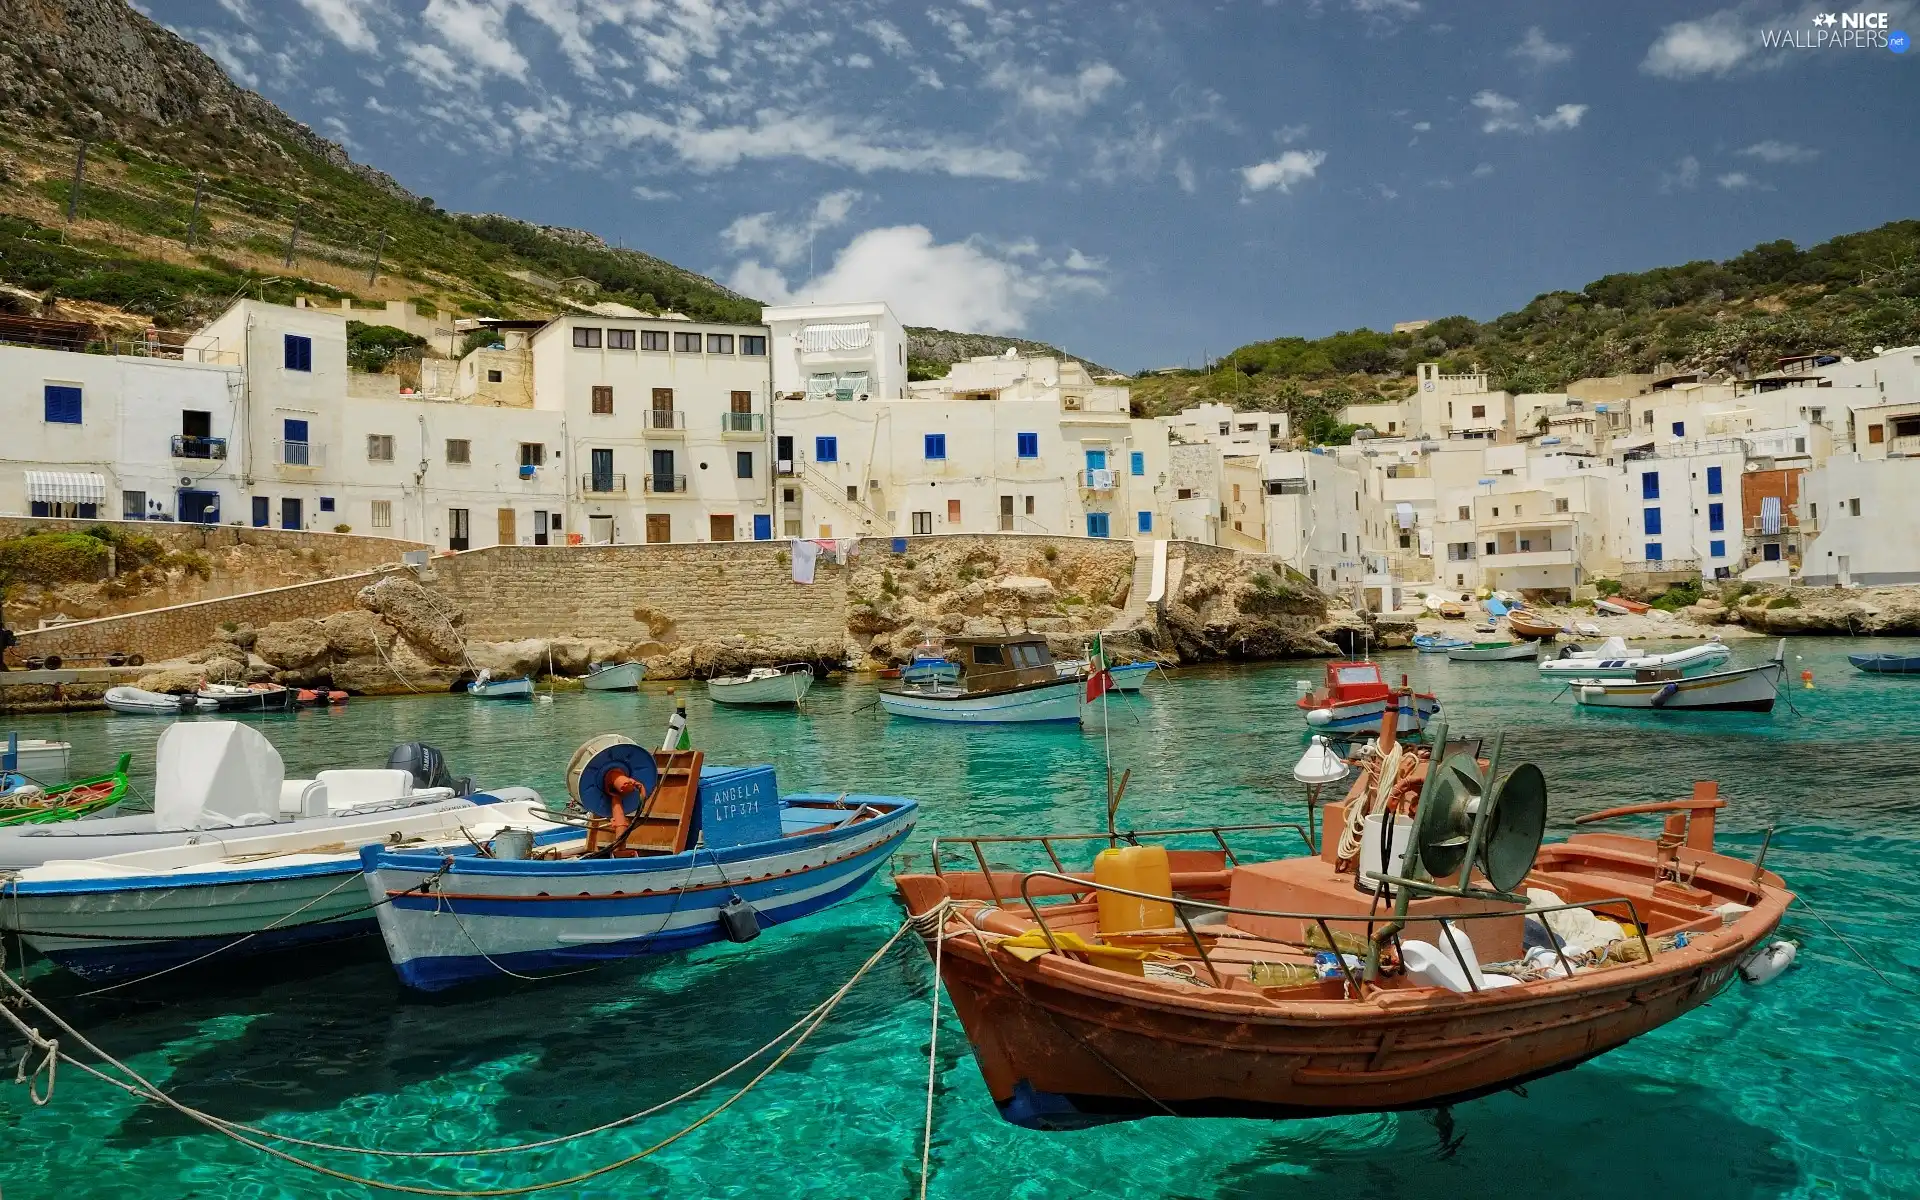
[696,765,782,849]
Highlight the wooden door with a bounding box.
[497,508,516,546]
[709,514,735,542]
[646,514,672,543]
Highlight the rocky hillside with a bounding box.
[906,326,1119,380]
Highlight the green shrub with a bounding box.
[1651,579,1703,611]
[346,321,427,373]
[1042,546,1059,564]
[1593,579,1622,598]
[333,523,353,534]
[1767,594,1801,609]
[880,569,898,597]
[0,531,109,584]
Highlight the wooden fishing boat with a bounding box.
[1849,652,1920,675]
[1412,634,1470,653]
[896,720,1794,1128]
[1438,602,1467,620]
[361,735,917,991]
[583,661,646,691]
[1595,597,1651,616]
[1446,641,1538,662]
[1297,661,1438,734]
[1,754,130,826]
[1571,642,1786,712]
[296,688,349,707]
[468,671,535,700]
[881,635,1088,725]
[708,664,814,706]
[1055,659,1156,691]
[1505,609,1563,641]
[196,681,299,712]
[900,641,962,686]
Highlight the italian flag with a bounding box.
[1084,633,1114,703]
[662,704,691,751]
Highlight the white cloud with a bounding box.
[911,65,945,90]
[1642,9,1757,79]
[845,53,873,69]
[986,61,1124,118]
[1350,0,1420,15]
[420,0,528,82]
[859,18,912,57]
[631,185,676,200]
[1717,171,1761,189]
[1510,26,1571,67]
[604,110,1031,179]
[1375,183,1399,200]
[1472,91,1586,134]
[402,43,466,90]
[1173,158,1197,193]
[1239,149,1327,195]
[721,190,862,267]
[727,225,1104,334]
[1740,139,1819,163]
[1065,248,1104,271]
[188,28,264,86]
[1471,162,1494,178]
[296,0,381,53]
[1275,123,1309,144]
[1660,154,1702,192]
[1411,121,1431,132]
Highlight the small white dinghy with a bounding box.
[0,723,544,982]
[582,661,645,692]
[1446,641,1539,662]
[105,686,216,716]
[468,669,534,700]
[2,737,69,781]
[708,664,814,706]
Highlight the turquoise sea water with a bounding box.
[4,636,1920,1199]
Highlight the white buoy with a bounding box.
[1292,735,1349,785]
[1738,940,1797,985]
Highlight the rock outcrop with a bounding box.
[1158,553,1339,661]
[1725,585,1920,635]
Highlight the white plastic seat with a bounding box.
[312,769,414,809]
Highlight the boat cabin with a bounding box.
[1299,661,1390,709]
[953,635,1060,694]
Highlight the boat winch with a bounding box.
[566,734,662,855]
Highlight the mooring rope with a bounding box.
[0,918,916,1196]
[917,900,947,1200]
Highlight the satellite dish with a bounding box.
[1410,753,1547,892]
[1292,735,1349,786]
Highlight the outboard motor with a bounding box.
[386,742,474,797]
[1557,643,1585,659]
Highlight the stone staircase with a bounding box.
[1108,540,1164,632]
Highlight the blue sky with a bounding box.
[144,0,1916,370]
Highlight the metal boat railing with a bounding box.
[931,823,1315,882]
[939,865,1654,997]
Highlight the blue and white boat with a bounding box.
[360,735,917,991]
[1850,652,1920,675]
[881,635,1088,725]
[0,723,545,981]
[1538,636,1731,681]
[469,670,535,699]
[1412,634,1471,653]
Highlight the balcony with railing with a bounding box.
[272,439,323,468]
[580,473,627,495]
[171,434,227,460]
[1888,433,1920,458]
[721,411,765,435]
[645,409,687,433]
[1078,468,1119,493]
[643,473,688,494]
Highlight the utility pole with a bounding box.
[366,229,388,285]
[283,206,302,268]
[65,141,88,223]
[185,173,206,248]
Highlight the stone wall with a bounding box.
[0,517,427,563]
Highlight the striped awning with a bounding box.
[25,471,107,505]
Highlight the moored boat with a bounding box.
[1595,596,1651,616]
[2,735,70,781]
[468,670,535,700]
[361,734,917,991]
[105,686,216,716]
[880,635,1087,725]
[0,725,539,982]
[1571,642,1787,711]
[1446,641,1538,662]
[1538,637,1730,681]
[1,755,130,826]
[1849,652,1920,675]
[583,660,646,691]
[707,663,814,706]
[900,641,962,686]
[1412,634,1470,653]
[196,682,299,712]
[894,723,1793,1128]
[1296,661,1439,734]
[1505,609,1564,641]
[1055,658,1156,690]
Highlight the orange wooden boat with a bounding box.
[895,723,1793,1129]
[1505,608,1564,641]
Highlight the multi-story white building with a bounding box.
[763,301,910,403]
[1,343,244,524]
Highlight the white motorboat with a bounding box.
[707,664,814,706]
[468,670,534,700]
[1446,641,1539,662]
[196,681,299,712]
[1055,659,1156,691]
[0,725,485,870]
[3,736,70,781]
[0,723,543,982]
[105,686,217,715]
[1571,642,1787,712]
[1538,637,1731,681]
[882,635,1092,725]
[582,661,646,691]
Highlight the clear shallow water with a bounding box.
[3,636,1919,1199]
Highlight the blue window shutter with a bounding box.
[1705,466,1722,495]
[43,385,82,424]
[1137,510,1152,533]
[251,497,269,527]
[1708,502,1724,531]
[284,418,309,442]
[319,497,335,513]
[1672,421,1685,437]
[925,433,945,459]
[1643,506,1662,535]
[1646,542,1663,562]
[1641,471,1659,500]
[753,514,772,540]
[1086,513,1110,538]
[1130,451,1145,476]
[1016,432,1038,458]
[284,334,312,371]
[1709,539,1726,558]
[815,436,837,463]
[1085,449,1107,471]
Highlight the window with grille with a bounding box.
[592,386,613,414]
[371,500,392,528]
[446,439,471,465]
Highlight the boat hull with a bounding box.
[1849,653,1920,675]
[880,679,1085,724]
[469,677,534,699]
[1446,644,1537,662]
[364,800,916,991]
[1571,660,1784,711]
[707,671,814,705]
[1300,693,1439,734]
[1539,644,1730,680]
[1109,663,1154,692]
[105,687,209,715]
[583,662,646,691]
[7,742,69,780]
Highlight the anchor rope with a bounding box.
[0,918,915,1195]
